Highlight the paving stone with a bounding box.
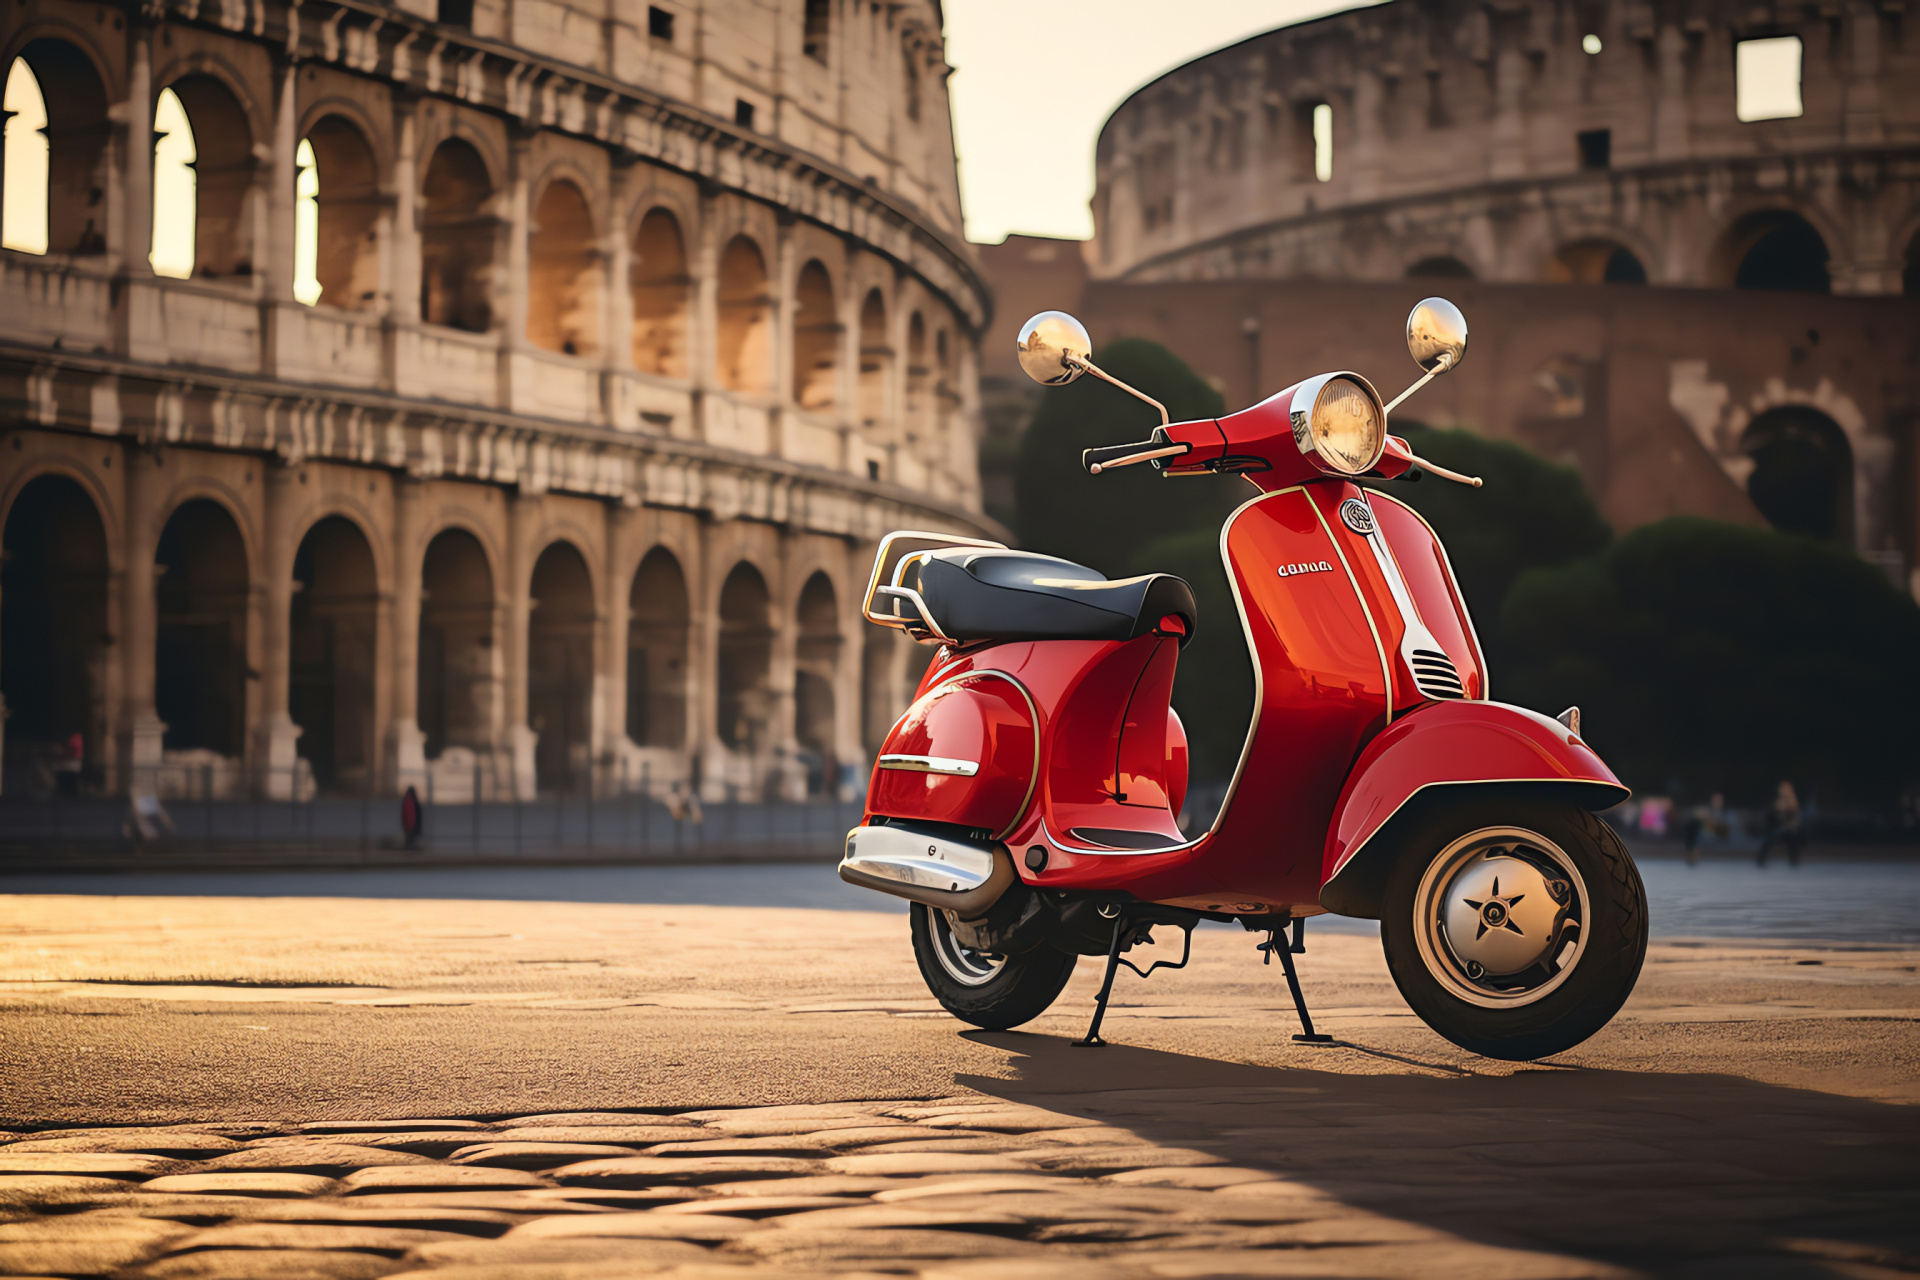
[791,1126,933,1147]
[828,1136,1037,1156]
[162,1222,476,1254]
[447,1143,641,1169]
[201,1146,432,1175]
[490,1127,698,1147]
[141,1173,340,1198]
[1105,1167,1281,1189]
[0,1238,177,1275]
[767,1205,1028,1231]
[508,1212,766,1241]
[503,1113,701,1129]
[300,1121,491,1135]
[680,1105,888,1123]
[0,1152,182,1179]
[270,1133,499,1158]
[822,1154,1035,1176]
[0,1175,138,1209]
[398,1237,713,1271]
[138,1247,405,1279]
[653,1196,862,1216]
[0,1214,187,1244]
[918,1261,1150,1280]
[112,1195,295,1222]
[1010,1146,1223,1173]
[700,1176,904,1198]
[310,1191,611,1216]
[342,1166,547,1193]
[519,1187,706,1209]
[911,1110,1100,1132]
[236,1203,518,1236]
[0,1133,244,1158]
[639,1137,830,1158]
[871,1176,1079,1202]
[549,1157,819,1187]
[698,1116,908,1138]
[726,1226,1046,1260]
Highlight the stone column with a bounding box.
[115,27,156,361]
[496,128,533,410]
[254,464,303,798]
[833,544,864,797]
[118,444,166,792]
[384,477,427,794]
[691,185,721,440]
[384,98,421,393]
[765,537,802,801]
[503,491,538,799]
[771,212,796,460]
[262,58,299,379]
[604,160,637,427]
[599,501,635,785]
[1652,25,1690,163]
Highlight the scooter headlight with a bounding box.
[1306,376,1386,475]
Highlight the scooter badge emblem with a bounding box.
[1277,561,1334,578]
[1339,498,1377,535]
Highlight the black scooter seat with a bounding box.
[906,549,1196,646]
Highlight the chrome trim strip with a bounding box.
[877,753,980,777]
[1367,490,1489,699]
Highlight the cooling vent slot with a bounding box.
[1409,648,1466,700]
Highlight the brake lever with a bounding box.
[1083,442,1192,475]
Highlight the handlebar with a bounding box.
[1081,439,1192,475]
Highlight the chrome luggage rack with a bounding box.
[860,530,1006,647]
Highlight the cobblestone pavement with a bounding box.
[2,883,1917,1277]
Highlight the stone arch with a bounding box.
[528,540,594,791]
[794,570,840,794]
[154,498,250,758]
[1742,405,1854,542]
[3,40,109,256]
[1547,238,1647,284]
[1406,255,1475,280]
[418,527,496,759]
[857,288,889,426]
[289,515,378,790]
[157,73,257,280]
[627,546,688,748]
[715,561,772,752]
[527,176,601,357]
[631,207,689,377]
[792,259,839,410]
[716,235,773,393]
[0,474,109,792]
[905,311,928,432]
[420,136,496,332]
[297,114,381,310]
[861,627,897,755]
[1717,209,1831,293]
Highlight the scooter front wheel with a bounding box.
[1380,802,1647,1061]
[910,903,1077,1031]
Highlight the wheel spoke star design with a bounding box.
[1461,876,1527,941]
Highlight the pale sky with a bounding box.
[943,0,1379,245]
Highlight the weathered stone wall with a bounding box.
[0,0,986,801]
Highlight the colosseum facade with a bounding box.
[980,0,1918,595]
[0,0,994,803]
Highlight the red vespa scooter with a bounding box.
[840,300,1647,1061]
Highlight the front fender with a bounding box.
[1319,701,1627,918]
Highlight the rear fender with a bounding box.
[867,671,1038,838]
[1320,701,1627,918]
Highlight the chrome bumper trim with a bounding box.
[876,754,981,777]
[838,823,1015,918]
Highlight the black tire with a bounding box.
[910,902,1077,1031]
[1380,801,1647,1061]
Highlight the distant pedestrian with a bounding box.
[1683,793,1727,865]
[1755,781,1803,867]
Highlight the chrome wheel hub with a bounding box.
[931,910,1007,988]
[1412,827,1588,1008]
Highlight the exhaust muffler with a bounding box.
[838,822,1015,918]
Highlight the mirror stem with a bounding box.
[1408,453,1483,487]
[1068,355,1169,425]
[1383,352,1454,415]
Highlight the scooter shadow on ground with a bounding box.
[957,1031,1920,1276]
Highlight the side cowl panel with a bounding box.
[1320,700,1629,917]
[867,672,1038,837]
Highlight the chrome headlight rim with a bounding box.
[1289,371,1387,476]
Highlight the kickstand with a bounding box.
[1263,917,1334,1044]
[1073,913,1126,1048]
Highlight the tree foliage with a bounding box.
[1499,518,1920,806]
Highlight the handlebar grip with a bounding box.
[1081,439,1164,473]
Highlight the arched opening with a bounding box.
[792,260,839,410]
[155,500,249,757]
[715,562,772,752]
[1,476,108,793]
[904,312,928,435]
[1407,256,1474,279]
[3,42,109,257]
[158,76,256,280]
[1742,406,1854,542]
[1548,238,1647,284]
[627,547,688,748]
[418,529,495,759]
[528,542,594,792]
[289,518,378,791]
[717,235,772,393]
[527,178,601,357]
[794,572,840,795]
[294,116,381,310]
[420,137,495,332]
[1724,211,1830,293]
[1904,229,1920,296]
[861,628,895,756]
[631,208,689,377]
[858,289,889,426]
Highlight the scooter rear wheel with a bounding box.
[1380,802,1647,1061]
[910,902,1077,1031]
